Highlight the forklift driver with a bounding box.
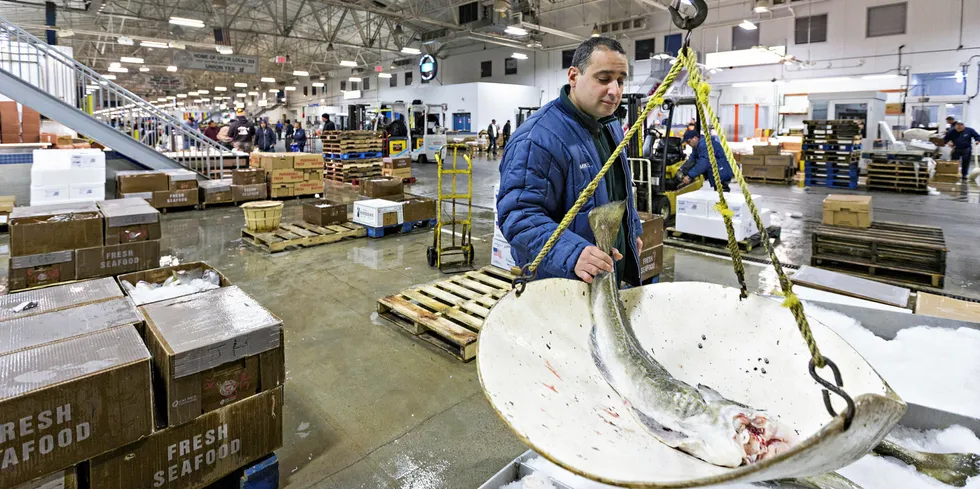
[670,129,733,192]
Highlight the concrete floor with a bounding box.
[0,154,979,488]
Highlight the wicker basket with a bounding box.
[241,201,283,233]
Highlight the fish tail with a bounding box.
[588,201,627,255]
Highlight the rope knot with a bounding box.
[696,81,711,98]
[781,292,801,309]
[713,202,734,218]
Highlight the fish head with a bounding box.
[676,386,797,468]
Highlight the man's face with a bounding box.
[687,136,700,148]
[569,48,628,119]
[209,122,216,127]
[957,123,965,132]
[261,122,266,128]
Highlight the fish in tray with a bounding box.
[586,201,797,469]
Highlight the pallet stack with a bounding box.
[865,151,930,194]
[254,153,324,198]
[322,131,384,184]
[803,120,862,189]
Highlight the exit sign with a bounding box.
[274,56,287,64]
[375,65,383,72]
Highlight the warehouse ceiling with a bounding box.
[0,0,688,95]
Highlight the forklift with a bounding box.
[347,104,369,130]
[515,107,539,129]
[628,95,704,224]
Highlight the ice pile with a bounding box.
[805,305,980,418]
[121,269,221,305]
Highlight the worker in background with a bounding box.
[487,119,499,155]
[497,37,642,286]
[502,120,512,147]
[229,110,255,152]
[284,119,294,151]
[203,121,220,142]
[944,121,980,180]
[292,121,307,153]
[183,117,197,150]
[275,120,284,140]
[254,120,277,152]
[674,129,733,192]
[322,114,336,132]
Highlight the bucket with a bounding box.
[241,201,283,232]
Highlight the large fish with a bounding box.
[587,201,796,468]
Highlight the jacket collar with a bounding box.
[559,84,617,136]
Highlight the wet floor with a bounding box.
[0,154,978,488]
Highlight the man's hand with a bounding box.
[947,142,955,147]
[575,246,622,284]
[683,175,692,185]
[636,237,643,252]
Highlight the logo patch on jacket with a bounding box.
[579,162,590,171]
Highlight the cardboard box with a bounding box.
[169,180,198,191]
[741,164,791,180]
[916,292,980,323]
[740,155,767,166]
[200,180,234,205]
[7,251,76,291]
[88,386,283,489]
[0,327,153,488]
[304,169,325,182]
[152,189,199,209]
[640,244,664,282]
[21,107,40,125]
[119,191,153,203]
[935,160,960,175]
[140,286,284,427]
[9,202,103,256]
[0,195,14,213]
[396,194,436,222]
[932,174,961,184]
[637,212,664,249]
[40,133,57,145]
[56,135,73,147]
[292,153,322,169]
[765,154,794,167]
[2,133,22,144]
[0,277,123,323]
[98,198,162,245]
[823,195,872,228]
[232,184,266,202]
[353,199,404,228]
[304,200,347,226]
[780,141,802,152]
[359,177,404,199]
[118,262,231,306]
[294,181,321,195]
[257,154,293,171]
[382,157,411,170]
[74,240,161,280]
[117,171,169,194]
[753,145,780,156]
[232,168,265,186]
[14,467,78,489]
[0,297,142,356]
[268,183,294,198]
[383,168,413,179]
[268,169,305,184]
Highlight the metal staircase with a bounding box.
[0,15,243,178]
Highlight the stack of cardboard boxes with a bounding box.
[255,153,324,198]
[1,266,284,488]
[0,101,21,144]
[351,178,437,231]
[7,199,161,291]
[117,170,200,210]
[382,156,412,181]
[739,144,795,183]
[22,107,40,144]
[232,168,268,202]
[932,160,961,184]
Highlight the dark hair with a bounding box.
[571,37,626,72]
[322,114,330,120]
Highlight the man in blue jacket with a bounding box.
[677,129,734,191]
[497,37,643,286]
[944,121,980,179]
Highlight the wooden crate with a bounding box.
[811,222,946,287]
[241,221,366,252]
[377,266,516,361]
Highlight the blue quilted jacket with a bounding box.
[496,96,642,284]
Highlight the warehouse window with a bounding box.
[561,49,575,69]
[795,14,827,44]
[303,86,308,96]
[867,2,906,37]
[340,80,346,91]
[390,75,397,87]
[481,60,492,78]
[363,78,369,90]
[664,33,682,56]
[909,72,967,97]
[350,82,358,91]
[405,71,413,85]
[505,58,517,75]
[732,23,760,50]
[635,38,656,61]
[458,2,478,24]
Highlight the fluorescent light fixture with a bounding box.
[188,91,199,96]
[177,94,187,98]
[340,60,357,67]
[139,66,150,72]
[167,65,178,72]
[320,99,325,103]
[216,46,233,55]
[348,77,362,82]
[705,45,786,69]
[234,82,247,88]
[198,89,209,94]
[261,77,276,83]
[652,53,674,60]
[268,88,279,92]
[739,20,758,30]
[169,41,186,50]
[166,96,176,100]
[400,47,421,55]
[284,86,296,91]
[194,99,203,103]
[312,82,324,87]
[236,93,247,98]
[156,97,167,102]
[861,74,900,80]
[120,56,144,64]
[141,41,170,49]
[378,73,392,79]
[108,66,128,73]
[787,76,852,83]
[86,84,100,90]
[248,91,258,96]
[169,17,205,28]
[214,86,227,91]
[293,70,309,76]
[60,30,75,38]
[504,26,527,36]
[512,52,528,60]
[281,98,287,102]
[117,36,133,46]
[177,101,185,106]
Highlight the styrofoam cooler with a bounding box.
[30,185,70,205]
[69,183,105,202]
[676,190,770,241]
[31,149,106,186]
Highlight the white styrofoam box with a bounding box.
[675,191,713,218]
[491,236,516,271]
[30,185,70,205]
[706,192,763,221]
[353,199,404,228]
[676,209,772,242]
[69,183,105,202]
[31,149,105,186]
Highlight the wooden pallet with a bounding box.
[376,266,516,361]
[812,255,944,288]
[665,225,781,252]
[743,175,794,185]
[866,184,929,194]
[811,222,946,282]
[241,221,366,252]
[321,130,381,141]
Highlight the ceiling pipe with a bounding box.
[518,21,585,42]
